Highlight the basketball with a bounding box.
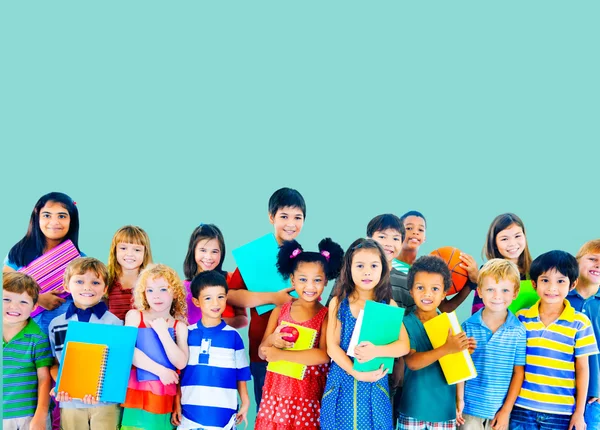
[429,246,469,295]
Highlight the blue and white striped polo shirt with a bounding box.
[179,320,251,430]
[462,309,527,419]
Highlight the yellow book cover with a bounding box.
[266,321,318,380]
[57,342,109,400]
[423,311,477,385]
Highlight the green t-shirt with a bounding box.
[3,319,54,419]
[399,312,456,423]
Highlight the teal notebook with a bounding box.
[232,233,296,315]
[56,321,138,403]
[352,300,405,373]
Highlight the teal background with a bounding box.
[1,1,599,427]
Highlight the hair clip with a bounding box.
[321,250,331,261]
[198,222,204,227]
[73,201,77,205]
[290,248,302,259]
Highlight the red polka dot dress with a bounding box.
[255,301,329,430]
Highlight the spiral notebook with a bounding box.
[18,239,80,317]
[423,311,477,385]
[57,342,109,400]
[266,322,318,380]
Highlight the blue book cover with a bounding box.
[136,327,176,381]
[57,321,138,403]
[232,233,295,315]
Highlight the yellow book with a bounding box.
[423,311,477,385]
[57,342,109,400]
[266,322,318,380]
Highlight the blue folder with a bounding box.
[56,321,138,403]
[232,233,295,315]
[136,327,176,381]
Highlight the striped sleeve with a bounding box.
[574,315,599,357]
[514,327,527,366]
[33,333,54,368]
[234,332,251,381]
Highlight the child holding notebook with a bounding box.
[48,257,122,430]
[255,238,344,429]
[3,272,53,430]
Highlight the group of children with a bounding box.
[2,189,600,430]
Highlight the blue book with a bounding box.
[136,327,176,381]
[56,321,138,403]
[232,233,295,315]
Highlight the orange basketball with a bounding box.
[429,246,469,295]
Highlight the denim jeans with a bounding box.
[585,400,600,430]
[509,406,571,430]
[250,361,268,412]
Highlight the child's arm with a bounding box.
[438,286,472,313]
[227,287,295,309]
[224,305,248,329]
[262,313,330,366]
[325,297,387,383]
[258,306,294,360]
[569,356,590,430]
[354,299,410,362]
[125,310,180,385]
[171,384,182,427]
[456,382,465,426]
[31,366,51,430]
[235,380,250,427]
[404,328,469,371]
[148,317,188,369]
[491,365,524,430]
[50,358,59,381]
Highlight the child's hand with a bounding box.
[456,397,465,426]
[351,365,387,383]
[236,402,249,428]
[158,367,179,385]
[459,253,479,283]
[273,286,295,306]
[260,346,282,362]
[491,407,510,430]
[354,341,379,364]
[467,337,477,354]
[271,325,295,349]
[82,394,98,405]
[568,411,586,430]
[38,291,66,311]
[149,317,170,333]
[54,391,72,403]
[443,329,469,355]
[171,403,182,426]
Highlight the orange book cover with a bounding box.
[57,342,109,400]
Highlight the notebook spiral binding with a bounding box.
[96,346,110,400]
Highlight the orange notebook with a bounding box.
[57,342,109,400]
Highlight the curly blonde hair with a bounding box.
[133,264,187,323]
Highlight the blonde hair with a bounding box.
[477,258,521,293]
[3,272,41,304]
[64,257,109,286]
[133,264,187,323]
[576,239,600,261]
[107,226,153,288]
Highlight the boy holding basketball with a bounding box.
[456,259,526,430]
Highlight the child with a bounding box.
[226,187,306,407]
[48,257,123,430]
[398,255,476,430]
[321,238,410,430]
[256,238,344,429]
[456,259,527,430]
[3,192,83,334]
[121,264,189,430]
[511,250,599,430]
[3,272,53,430]
[472,213,533,314]
[182,223,247,328]
[173,271,251,430]
[567,240,600,428]
[106,225,153,320]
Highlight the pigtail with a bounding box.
[277,240,303,279]
[318,238,344,280]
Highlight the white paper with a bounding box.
[346,309,364,357]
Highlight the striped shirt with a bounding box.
[179,320,251,430]
[3,319,54,419]
[462,309,526,419]
[515,300,599,415]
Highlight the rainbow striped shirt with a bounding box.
[515,300,598,415]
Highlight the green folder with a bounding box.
[508,280,539,314]
[352,300,405,373]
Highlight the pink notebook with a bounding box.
[18,240,80,317]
